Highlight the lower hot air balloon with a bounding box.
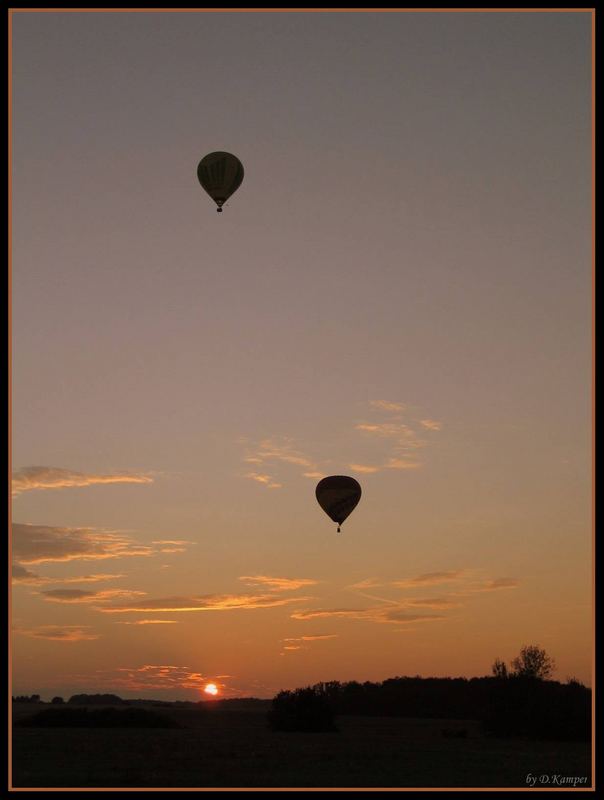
[315,476,362,533]
[197,151,244,212]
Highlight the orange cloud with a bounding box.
[370,400,406,413]
[239,575,319,591]
[282,634,338,653]
[349,463,381,474]
[420,419,443,431]
[97,593,313,614]
[451,578,519,596]
[392,570,468,588]
[41,588,146,604]
[15,625,101,642]
[12,466,153,496]
[245,472,282,489]
[12,523,181,564]
[115,620,180,625]
[12,564,127,586]
[290,606,444,625]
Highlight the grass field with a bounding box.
[10,703,592,789]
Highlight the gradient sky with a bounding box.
[11,10,592,700]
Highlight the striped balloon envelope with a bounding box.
[315,476,362,533]
[197,152,244,212]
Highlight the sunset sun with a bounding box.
[204,683,219,696]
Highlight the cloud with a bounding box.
[348,578,382,590]
[355,422,421,442]
[352,414,430,473]
[451,578,519,596]
[12,466,153,496]
[245,472,282,489]
[152,540,193,546]
[349,463,381,474]
[486,578,518,590]
[248,439,315,469]
[238,575,319,591]
[54,573,126,584]
[97,593,313,614]
[241,437,320,487]
[40,588,146,604]
[15,625,100,642]
[290,606,444,625]
[115,620,180,625]
[11,565,127,586]
[11,564,49,585]
[280,633,338,655]
[420,419,443,431]
[384,458,421,470]
[111,665,209,691]
[392,570,468,589]
[12,523,176,564]
[370,400,406,413]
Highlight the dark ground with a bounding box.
[10,702,592,789]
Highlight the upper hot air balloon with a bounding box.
[197,152,244,212]
[315,476,362,533]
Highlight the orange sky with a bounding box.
[11,9,593,700]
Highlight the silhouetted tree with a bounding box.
[68,693,128,706]
[491,659,508,679]
[511,645,555,680]
[268,686,337,732]
[51,696,64,704]
[13,694,41,703]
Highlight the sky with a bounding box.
[11,10,592,700]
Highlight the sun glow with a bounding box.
[204,683,219,696]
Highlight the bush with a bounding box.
[67,693,128,706]
[268,686,338,732]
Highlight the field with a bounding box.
[11,703,592,789]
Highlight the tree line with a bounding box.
[268,646,590,741]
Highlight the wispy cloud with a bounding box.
[349,463,381,474]
[348,578,382,590]
[11,564,49,585]
[280,633,338,655]
[351,402,441,473]
[290,606,445,625]
[112,665,209,691]
[384,458,421,470]
[354,421,425,450]
[15,625,101,642]
[115,620,180,625]
[420,419,443,431]
[239,575,319,591]
[40,588,146,604]
[12,466,153,496]
[240,403,441,485]
[241,437,319,488]
[451,578,519,596]
[12,523,182,564]
[370,400,406,413]
[11,564,126,586]
[392,570,468,589]
[245,472,282,489]
[97,593,313,614]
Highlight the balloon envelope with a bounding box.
[197,152,244,211]
[315,476,362,530]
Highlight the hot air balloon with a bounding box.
[197,151,244,212]
[315,476,362,533]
